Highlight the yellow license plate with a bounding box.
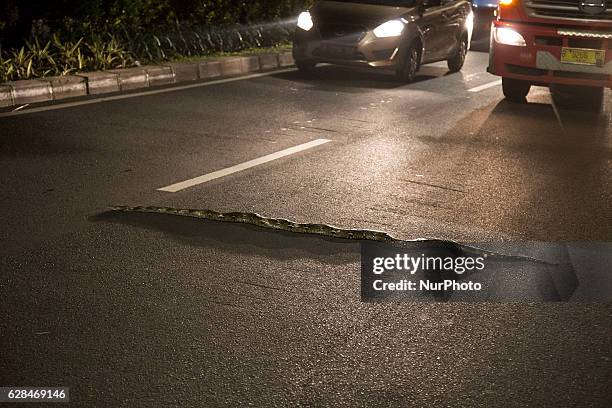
[561,47,606,67]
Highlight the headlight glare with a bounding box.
[297,11,314,31]
[373,19,405,38]
[466,11,474,35]
[466,11,474,48]
[493,27,526,46]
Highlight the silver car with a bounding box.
[293,0,474,81]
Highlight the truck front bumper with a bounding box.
[488,20,612,88]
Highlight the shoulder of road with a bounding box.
[0,50,295,109]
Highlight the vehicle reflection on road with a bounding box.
[409,94,611,241]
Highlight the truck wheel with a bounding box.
[396,44,420,83]
[447,36,468,73]
[581,86,604,112]
[502,78,531,102]
[296,60,316,74]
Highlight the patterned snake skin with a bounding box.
[108,205,555,265]
[110,205,401,243]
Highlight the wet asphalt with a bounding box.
[1,38,611,406]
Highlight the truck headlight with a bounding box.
[493,27,526,46]
[373,20,405,38]
[297,11,314,31]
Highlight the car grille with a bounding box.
[318,23,367,42]
[312,44,366,61]
[524,0,612,22]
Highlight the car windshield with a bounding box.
[327,0,418,6]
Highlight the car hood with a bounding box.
[312,1,415,29]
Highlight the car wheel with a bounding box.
[502,77,531,102]
[396,45,420,83]
[447,36,468,73]
[296,60,316,74]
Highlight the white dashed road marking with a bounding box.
[468,79,503,93]
[157,138,332,192]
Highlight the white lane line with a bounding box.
[158,138,331,193]
[0,68,297,118]
[468,79,503,93]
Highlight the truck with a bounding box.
[488,0,612,106]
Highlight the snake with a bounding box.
[110,205,401,243]
[108,205,557,264]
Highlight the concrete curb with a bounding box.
[0,85,12,108]
[6,79,53,105]
[145,66,175,86]
[198,60,222,80]
[166,62,199,82]
[108,67,149,91]
[0,50,294,109]
[278,52,295,67]
[258,54,280,71]
[77,72,120,95]
[46,75,88,100]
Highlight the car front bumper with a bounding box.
[488,20,612,88]
[293,28,404,69]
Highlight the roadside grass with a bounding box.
[0,25,295,82]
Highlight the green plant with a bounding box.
[0,53,15,82]
[86,34,133,70]
[0,0,304,82]
[53,35,85,75]
[25,38,56,77]
[9,47,33,80]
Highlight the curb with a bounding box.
[0,85,12,107]
[6,79,53,105]
[77,72,120,95]
[47,75,88,100]
[0,51,294,109]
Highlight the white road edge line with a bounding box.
[158,138,332,193]
[468,79,503,93]
[0,68,297,118]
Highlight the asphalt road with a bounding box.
[1,41,611,406]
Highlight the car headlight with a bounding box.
[297,11,314,31]
[373,19,405,38]
[493,27,526,46]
